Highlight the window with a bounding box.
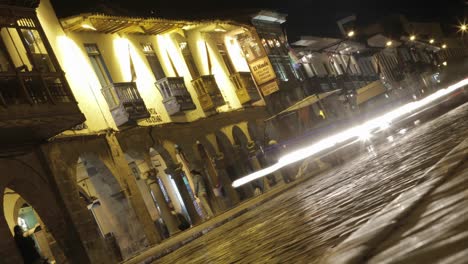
[271,58,288,81]
[215,42,236,75]
[141,43,166,80]
[21,28,55,72]
[178,41,200,79]
[84,44,112,87]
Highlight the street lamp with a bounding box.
[461,24,467,32]
[429,39,435,44]
[347,30,355,38]
[386,40,393,47]
[442,44,447,49]
[409,35,416,41]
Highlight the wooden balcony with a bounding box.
[230,72,261,104]
[191,75,224,112]
[101,82,149,127]
[0,72,85,148]
[155,77,195,116]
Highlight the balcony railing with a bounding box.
[155,77,196,116]
[101,82,149,127]
[0,72,84,147]
[230,72,261,104]
[191,75,224,112]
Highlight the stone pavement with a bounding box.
[323,137,468,264]
[121,159,329,264]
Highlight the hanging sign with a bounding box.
[259,80,280,96]
[249,57,276,86]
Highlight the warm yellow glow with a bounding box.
[460,24,467,32]
[158,35,189,78]
[197,39,210,75]
[409,35,416,41]
[214,24,227,32]
[442,44,447,49]
[347,30,355,37]
[429,39,435,44]
[205,41,241,110]
[225,36,249,72]
[386,41,393,47]
[56,36,116,131]
[81,18,97,31]
[114,37,132,81]
[442,61,447,66]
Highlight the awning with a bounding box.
[356,80,386,105]
[60,13,197,35]
[265,89,340,121]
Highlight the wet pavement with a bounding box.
[368,162,468,264]
[153,102,468,264]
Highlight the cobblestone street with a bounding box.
[153,102,468,264]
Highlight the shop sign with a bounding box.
[249,57,276,86]
[259,80,280,96]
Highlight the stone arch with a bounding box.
[44,141,115,264]
[1,170,81,264]
[3,189,57,262]
[77,153,148,259]
[215,131,236,165]
[195,137,218,161]
[232,125,250,151]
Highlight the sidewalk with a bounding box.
[122,159,329,264]
[322,138,468,264]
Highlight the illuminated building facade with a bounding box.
[0,1,293,263]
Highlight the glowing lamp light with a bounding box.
[214,24,227,32]
[442,61,447,66]
[409,35,416,41]
[81,18,96,31]
[347,30,355,38]
[460,24,467,32]
[232,77,468,188]
[429,39,435,44]
[442,44,447,49]
[386,41,393,47]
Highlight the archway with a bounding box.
[216,130,252,200]
[3,188,56,263]
[194,138,227,213]
[76,154,148,260]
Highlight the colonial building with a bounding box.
[0,1,290,263]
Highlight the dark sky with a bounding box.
[51,0,466,41]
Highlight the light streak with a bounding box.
[232,78,468,188]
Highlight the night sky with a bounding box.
[51,0,466,41]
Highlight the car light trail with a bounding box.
[232,78,468,188]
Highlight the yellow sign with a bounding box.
[249,57,276,86]
[259,80,280,96]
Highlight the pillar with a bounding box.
[42,145,116,264]
[37,148,95,264]
[104,134,162,245]
[166,165,202,225]
[214,156,239,207]
[145,168,180,236]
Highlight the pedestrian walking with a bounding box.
[191,170,215,220]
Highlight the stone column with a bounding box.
[104,134,162,245]
[145,169,180,236]
[166,165,202,225]
[213,155,239,207]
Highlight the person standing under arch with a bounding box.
[14,224,47,264]
[191,170,214,220]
